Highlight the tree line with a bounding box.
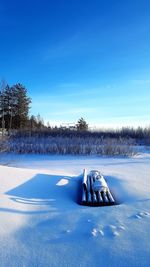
[0,81,46,132]
[0,80,88,133]
[0,80,149,145]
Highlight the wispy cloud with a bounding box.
[42,33,84,61]
[42,19,103,62]
[33,83,112,100]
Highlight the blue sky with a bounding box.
[0,0,150,128]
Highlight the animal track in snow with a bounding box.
[106,225,120,237]
[91,228,98,237]
[91,223,125,238]
[98,229,105,236]
[118,225,126,230]
[134,211,150,219]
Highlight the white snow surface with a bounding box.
[0,152,150,267]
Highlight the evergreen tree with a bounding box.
[12,83,31,129]
[0,82,31,130]
[76,117,88,131]
[0,80,7,133]
[36,114,44,129]
[3,85,14,131]
[30,115,38,130]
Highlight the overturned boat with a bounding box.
[81,169,115,206]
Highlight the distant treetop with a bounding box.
[76,117,88,131]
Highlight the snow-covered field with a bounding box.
[0,152,150,267]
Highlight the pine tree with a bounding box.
[12,83,31,129]
[76,117,88,131]
[3,85,14,131]
[0,80,7,134]
[30,115,38,130]
[0,81,31,131]
[36,114,44,129]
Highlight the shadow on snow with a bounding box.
[4,173,81,214]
